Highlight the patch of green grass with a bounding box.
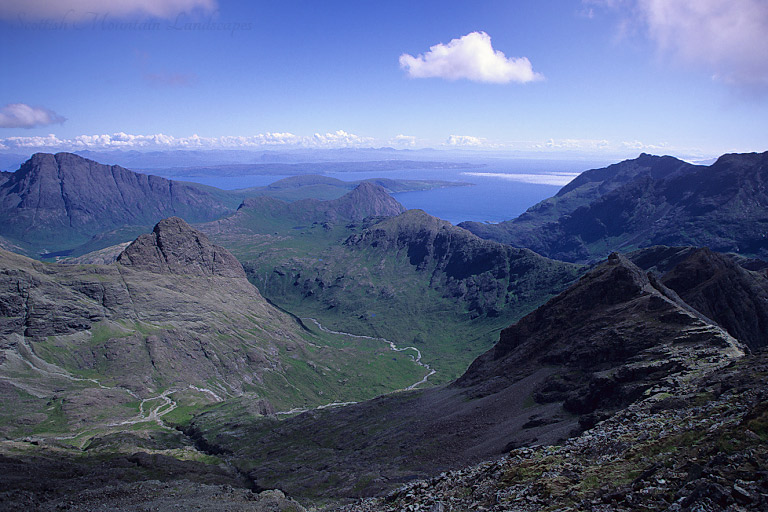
[88,321,133,346]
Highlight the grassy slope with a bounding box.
[203,208,581,384]
[0,250,427,445]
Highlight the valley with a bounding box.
[0,151,767,511]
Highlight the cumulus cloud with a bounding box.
[445,135,487,147]
[399,31,543,84]
[0,0,216,21]
[0,130,376,151]
[389,134,417,147]
[535,138,611,150]
[0,103,66,129]
[311,130,373,147]
[590,0,768,89]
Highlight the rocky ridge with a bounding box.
[456,252,744,424]
[342,209,581,317]
[341,350,768,512]
[117,217,245,278]
[185,251,746,500]
[0,152,230,255]
[460,151,768,262]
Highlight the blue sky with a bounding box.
[0,0,767,159]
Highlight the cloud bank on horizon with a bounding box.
[0,0,216,21]
[0,130,375,152]
[0,131,681,159]
[399,31,543,84]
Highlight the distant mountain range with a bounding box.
[460,151,768,262]
[0,152,473,259]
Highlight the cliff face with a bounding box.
[460,151,768,262]
[196,250,745,500]
[654,247,768,351]
[117,217,245,278]
[0,153,230,253]
[344,209,581,317]
[457,253,743,419]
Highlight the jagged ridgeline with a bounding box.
[0,217,430,442]
[0,153,231,256]
[185,250,762,500]
[198,187,581,383]
[460,151,768,262]
[0,152,471,259]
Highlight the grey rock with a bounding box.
[117,217,246,278]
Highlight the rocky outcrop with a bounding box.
[625,246,768,352]
[344,209,581,317]
[460,151,768,262]
[345,350,768,512]
[197,252,744,500]
[0,152,230,254]
[456,253,743,420]
[651,247,768,351]
[117,217,246,278]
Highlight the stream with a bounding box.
[274,318,437,416]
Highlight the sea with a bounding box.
[173,159,609,225]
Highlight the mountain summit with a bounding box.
[236,181,406,223]
[0,152,230,255]
[117,217,245,278]
[461,151,768,262]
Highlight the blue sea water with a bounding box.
[173,159,607,225]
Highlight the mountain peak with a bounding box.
[117,217,246,277]
[234,182,405,224]
[324,182,406,219]
[0,152,230,255]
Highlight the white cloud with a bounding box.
[311,130,373,147]
[0,103,66,129]
[446,135,487,147]
[0,134,65,148]
[399,31,543,84]
[534,138,612,150]
[621,140,669,151]
[0,0,216,21]
[590,0,768,89]
[389,134,417,147]
[0,130,377,151]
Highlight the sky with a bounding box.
[0,0,767,160]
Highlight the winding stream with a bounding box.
[274,318,436,416]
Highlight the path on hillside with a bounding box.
[274,318,437,416]
[9,341,225,441]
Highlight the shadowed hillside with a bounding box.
[461,152,768,262]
